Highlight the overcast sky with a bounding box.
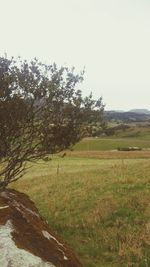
[0,0,150,110]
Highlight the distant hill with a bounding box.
[108,110,125,113]
[128,109,150,115]
[105,110,150,122]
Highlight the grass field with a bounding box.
[12,145,150,267]
[73,137,150,151]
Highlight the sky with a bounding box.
[0,0,150,110]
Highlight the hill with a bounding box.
[105,111,150,122]
[129,109,150,114]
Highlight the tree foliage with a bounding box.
[0,56,104,190]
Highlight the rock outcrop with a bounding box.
[0,189,83,267]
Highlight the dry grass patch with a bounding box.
[67,150,150,159]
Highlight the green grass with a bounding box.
[73,137,150,151]
[114,126,150,140]
[13,155,150,267]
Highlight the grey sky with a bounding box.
[0,0,150,110]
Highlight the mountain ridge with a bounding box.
[107,109,150,114]
[128,109,150,114]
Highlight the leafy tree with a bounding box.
[0,56,104,191]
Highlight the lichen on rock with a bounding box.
[0,189,83,267]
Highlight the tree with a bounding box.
[0,56,104,191]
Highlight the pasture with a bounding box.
[73,137,150,151]
[13,137,150,267]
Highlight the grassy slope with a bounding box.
[73,126,150,152]
[13,155,150,267]
[73,137,150,151]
